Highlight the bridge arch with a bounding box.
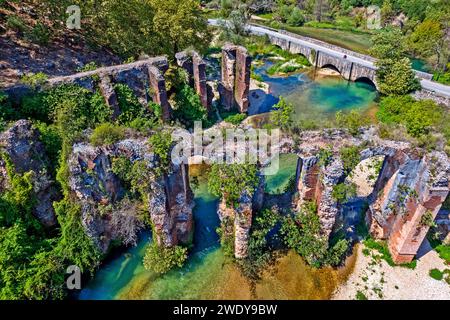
[354,77,377,89]
[320,63,342,75]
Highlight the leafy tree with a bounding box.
[407,19,449,71]
[149,131,173,176]
[173,85,208,128]
[287,7,306,27]
[143,242,187,274]
[340,146,361,175]
[332,182,357,204]
[270,96,293,130]
[335,110,368,136]
[90,123,125,146]
[377,57,420,95]
[150,0,211,55]
[370,28,420,95]
[208,163,259,207]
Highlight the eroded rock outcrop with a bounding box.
[217,174,264,258]
[68,137,194,252]
[0,120,58,227]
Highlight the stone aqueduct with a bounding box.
[4,44,449,263]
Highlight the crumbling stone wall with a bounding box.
[68,137,194,252]
[175,50,212,111]
[5,57,172,121]
[364,148,450,264]
[217,175,264,259]
[219,43,251,113]
[295,156,343,237]
[0,120,58,227]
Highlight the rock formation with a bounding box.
[219,43,251,113]
[68,137,194,252]
[289,128,450,263]
[217,174,264,259]
[295,155,344,237]
[365,149,450,263]
[175,50,212,111]
[0,120,58,227]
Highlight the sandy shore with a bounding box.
[332,241,450,300]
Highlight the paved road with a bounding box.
[209,19,450,99]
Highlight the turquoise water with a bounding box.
[252,61,378,120]
[411,58,432,73]
[78,174,221,300]
[264,154,298,194]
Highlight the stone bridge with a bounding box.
[266,32,378,88]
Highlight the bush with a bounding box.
[173,85,208,128]
[340,146,361,175]
[143,242,187,274]
[20,72,48,88]
[25,23,51,45]
[224,113,246,125]
[208,163,259,208]
[429,268,444,281]
[287,8,305,27]
[148,131,172,175]
[90,123,125,146]
[332,182,357,204]
[335,110,368,136]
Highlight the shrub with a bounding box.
[0,91,17,120]
[173,85,208,128]
[6,15,27,32]
[90,123,125,146]
[332,182,357,204]
[340,146,361,175]
[208,163,259,208]
[429,268,444,281]
[20,72,48,88]
[335,110,368,136]
[356,291,368,300]
[287,8,305,27]
[25,23,51,45]
[148,131,172,175]
[224,113,246,125]
[143,242,187,274]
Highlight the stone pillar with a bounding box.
[219,43,251,113]
[98,75,120,119]
[295,156,343,237]
[234,47,251,113]
[148,65,171,122]
[176,50,212,111]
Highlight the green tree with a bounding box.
[150,0,211,56]
[143,242,187,274]
[208,163,258,207]
[407,19,448,71]
[270,96,293,130]
[174,85,208,128]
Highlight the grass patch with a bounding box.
[429,268,444,281]
[356,291,368,300]
[223,113,246,125]
[363,238,417,269]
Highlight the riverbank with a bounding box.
[332,241,450,300]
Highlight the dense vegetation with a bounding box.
[0,0,211,59]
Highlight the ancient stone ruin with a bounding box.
[5,46,252,125]
[175,50,213,111]
[291,129,450,264]
[217,175,265,258]
[68,137,194,252]
[219,43,252,113]
[0,120,59,227]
